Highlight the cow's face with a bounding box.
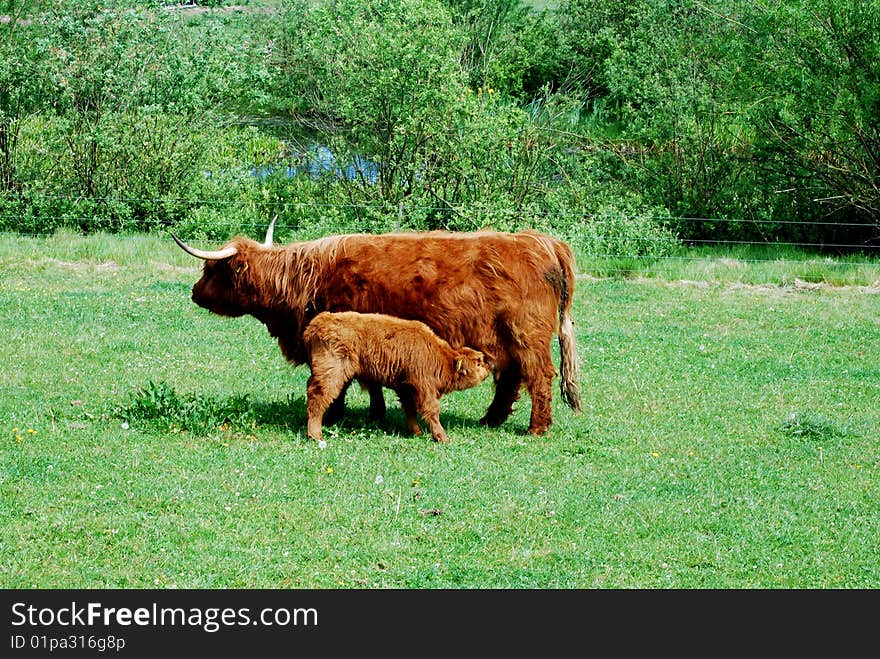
[191,256,249,318]
[451,347,493,391]
[172,221,275,319]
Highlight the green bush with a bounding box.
[0,3,54,195]
[558,0,880,245]
[744,0,880,237]
[445,0,568,101]
[0,2,265,234]
[118,380,257,435]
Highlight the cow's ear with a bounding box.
[234,261,249,275]
[454,358,463,372]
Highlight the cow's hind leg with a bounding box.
[522,354,556,436]
[480,366,521,428]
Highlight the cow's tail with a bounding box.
[554,239,582,413]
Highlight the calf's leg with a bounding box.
[306,368,350,441]
[366,381,387,421]
[396,387,422,436]
[323,381,351,426]
[326,380,386,425]
[413,388,448,444]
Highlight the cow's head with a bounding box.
[171,217,276,317]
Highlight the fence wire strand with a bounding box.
[3,197,879,270]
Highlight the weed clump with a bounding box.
[118,380,256,435]
[779,411,850,441]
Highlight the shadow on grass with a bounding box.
[251,395,489,439]
[121,380,491,439]
[249,396,305,431]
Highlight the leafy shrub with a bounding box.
[571,205,679,258]
[0,3,263,235]
[118,380,256,435]
[445,0,567,101]
[744,0,880,233]
[4,0,878,250]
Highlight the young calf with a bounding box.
[303,311,493,443]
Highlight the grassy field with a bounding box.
[1,231,878,588]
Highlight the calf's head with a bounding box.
[450,347,493,392]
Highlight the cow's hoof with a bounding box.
[479,413,507,428]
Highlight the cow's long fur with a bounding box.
[184,229,582,435]
[303,311,492,443]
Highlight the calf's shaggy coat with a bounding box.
[303,311,492,443]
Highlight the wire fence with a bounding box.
[3,196,879,276]
[8,192,880,228]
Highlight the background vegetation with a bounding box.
[0,0,877,258]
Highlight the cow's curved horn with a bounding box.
[263,215,277,247]
[170,233,238,261]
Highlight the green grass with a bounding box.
[1,232,879,588]
[580,245,880,287]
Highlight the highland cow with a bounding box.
[172,219,581,435]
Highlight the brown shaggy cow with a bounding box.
[303,311,492,443]
[172,219,581,435]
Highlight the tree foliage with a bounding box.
[274,0,466,206]
[745,0,880,238]
[0,0,877,251]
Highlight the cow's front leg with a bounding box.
[480,366,521,428]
